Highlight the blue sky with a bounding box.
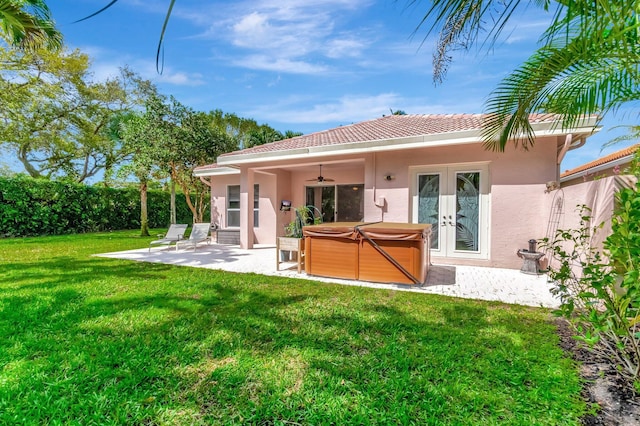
[47,0,636,173]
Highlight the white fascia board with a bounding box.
[217,119,599,167]
[193,166,241,177]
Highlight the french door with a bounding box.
[412,165,489,259]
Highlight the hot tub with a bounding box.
[303,222,431,285]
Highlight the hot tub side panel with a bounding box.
[358,239,427,284]
[304,236,359,280]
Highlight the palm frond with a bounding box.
[73,0,119,23]
[0,0,62,50]
[413,0,551,83]
[482,9,639,151]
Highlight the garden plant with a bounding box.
[543,154,640,390]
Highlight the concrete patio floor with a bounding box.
[96,243,560,308]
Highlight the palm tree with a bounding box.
[0,0,62,50]
[418,0,640,151]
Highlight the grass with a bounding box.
[0,230,585,425]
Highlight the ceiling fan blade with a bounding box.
[304,165,335,183]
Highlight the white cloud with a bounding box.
[232,55,328,74]
[168,0,375,74]
[324,38,367,59]
[237,84,492,130]
[245,93,464,124]
[232,12,271,48]
[71,44,206,87]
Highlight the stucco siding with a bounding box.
[490,184,547,269]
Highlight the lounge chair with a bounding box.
[176,223,211,251]
[149,224,188,252]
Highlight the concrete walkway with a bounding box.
[96,243,560,308]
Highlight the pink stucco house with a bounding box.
[194,113,598,269]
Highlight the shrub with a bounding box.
[0,176,199,237]
[543,155,640,388]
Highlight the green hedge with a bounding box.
[0,176,198,237]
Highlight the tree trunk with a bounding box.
[182,187,199,223]
[170,179,176,224]
[140,181,150,236]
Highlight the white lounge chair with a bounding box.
[176,223,211,251]
[149,224,188,252]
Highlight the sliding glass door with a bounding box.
[306,184,364,223]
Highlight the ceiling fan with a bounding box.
[306,164,335,183]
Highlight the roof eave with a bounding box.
[193,166,241,177]
[217,119,599,166]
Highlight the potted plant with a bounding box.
[278,206,322,264]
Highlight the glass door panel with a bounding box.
[418,174,440,250]
[455,172,480,252]
[306,184,364,223]
[336,184,364,222]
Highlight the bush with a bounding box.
[542,155,640,388]
[0,176,199,237]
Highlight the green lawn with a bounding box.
[0,231,585,425]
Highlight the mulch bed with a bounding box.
[555,318,640,425]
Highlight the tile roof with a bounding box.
[219,113,563,158]
[561,144,639,178]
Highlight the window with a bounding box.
[226,184,259,228]
[253,184,259,227]
[227,185,240,227]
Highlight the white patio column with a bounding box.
[240,166,255,249]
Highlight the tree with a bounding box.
[116,97,170,236]
[283,130,303,139]
[0,0,62,50]
[0,46,154,182]
[206,109,300,149]
[419,0,640,150]
[166,99,235,223]
[246,126,285,148]
[118,95,237,226]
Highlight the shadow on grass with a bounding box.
[0,256,176,290]
[0,250,580,425]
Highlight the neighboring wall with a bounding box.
[543,175,637,269]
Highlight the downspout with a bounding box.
[557,133,586,182]
[557,134,573,166]
[372,151,376,207]
[372,152,384,221]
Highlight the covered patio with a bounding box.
[96,244,560,308]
